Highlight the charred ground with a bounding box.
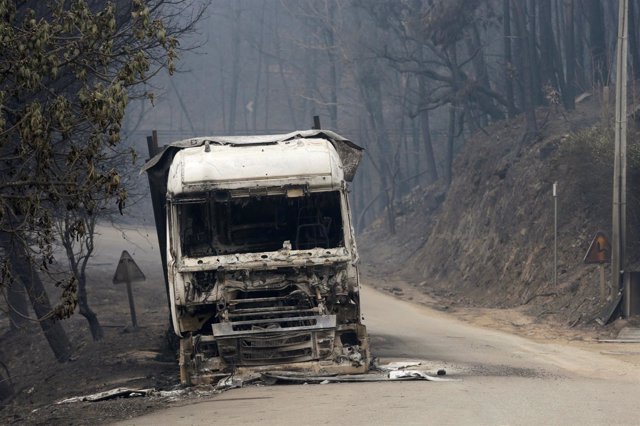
[360,96,640,332]
[0,230,183,425]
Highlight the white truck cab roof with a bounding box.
[167,137,345,195]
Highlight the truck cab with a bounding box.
[144,130,368,384]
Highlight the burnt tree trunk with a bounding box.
[419,76,438,183]
[629,0,640,81]
[398,77,409,195]
[563,0,576,110]
[512,0,538,136]
[466,22,493,125]
[77,273,103,341]
[7,280,29,330]
[60,214,103,341]
[445,43,461,186]
[446,104,456,186]
[552,0,568,96]
[356,61,396,233]
[503,0,517,117]
[1,232,29,330]
[411,114,421,188]
[587,0,608,85]
[527,0,543,105]
[574,7,586,90]
[544,0,568,98]
[0,362,13,403]
[10,243,72,363]
[76,221,103,341]
[539,0,560,89]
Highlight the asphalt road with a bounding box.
[114,282,640,426]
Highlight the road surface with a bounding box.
[114,281,640,426]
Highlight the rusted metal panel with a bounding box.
[583,231,611,264]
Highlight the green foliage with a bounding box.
[0,0,179,318]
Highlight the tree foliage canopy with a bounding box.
[0,0,187,318]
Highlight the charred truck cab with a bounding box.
[143,130,369,384]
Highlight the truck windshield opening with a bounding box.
[176,191,344,257]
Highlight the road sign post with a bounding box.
[599,264,606,301]
[113,250,146,329]
[125,279,138,328]
[553,182,558,288]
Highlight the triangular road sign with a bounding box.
[113,250,146,284]
[583,231,611,264]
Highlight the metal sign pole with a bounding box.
[553,182,558,288]
[113,250,145,329]
[126,277,138,328]
[599,264,606,301]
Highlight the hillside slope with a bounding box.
[360,98,640,326]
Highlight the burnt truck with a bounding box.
[143,129,369,385]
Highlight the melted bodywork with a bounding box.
[144,131,368,384]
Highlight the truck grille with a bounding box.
[212,315,336,366]
[226,285,319,329]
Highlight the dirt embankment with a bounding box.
[360,97,640,331]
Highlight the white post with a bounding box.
[553,182,558,288]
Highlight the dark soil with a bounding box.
[0,231,188,425]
